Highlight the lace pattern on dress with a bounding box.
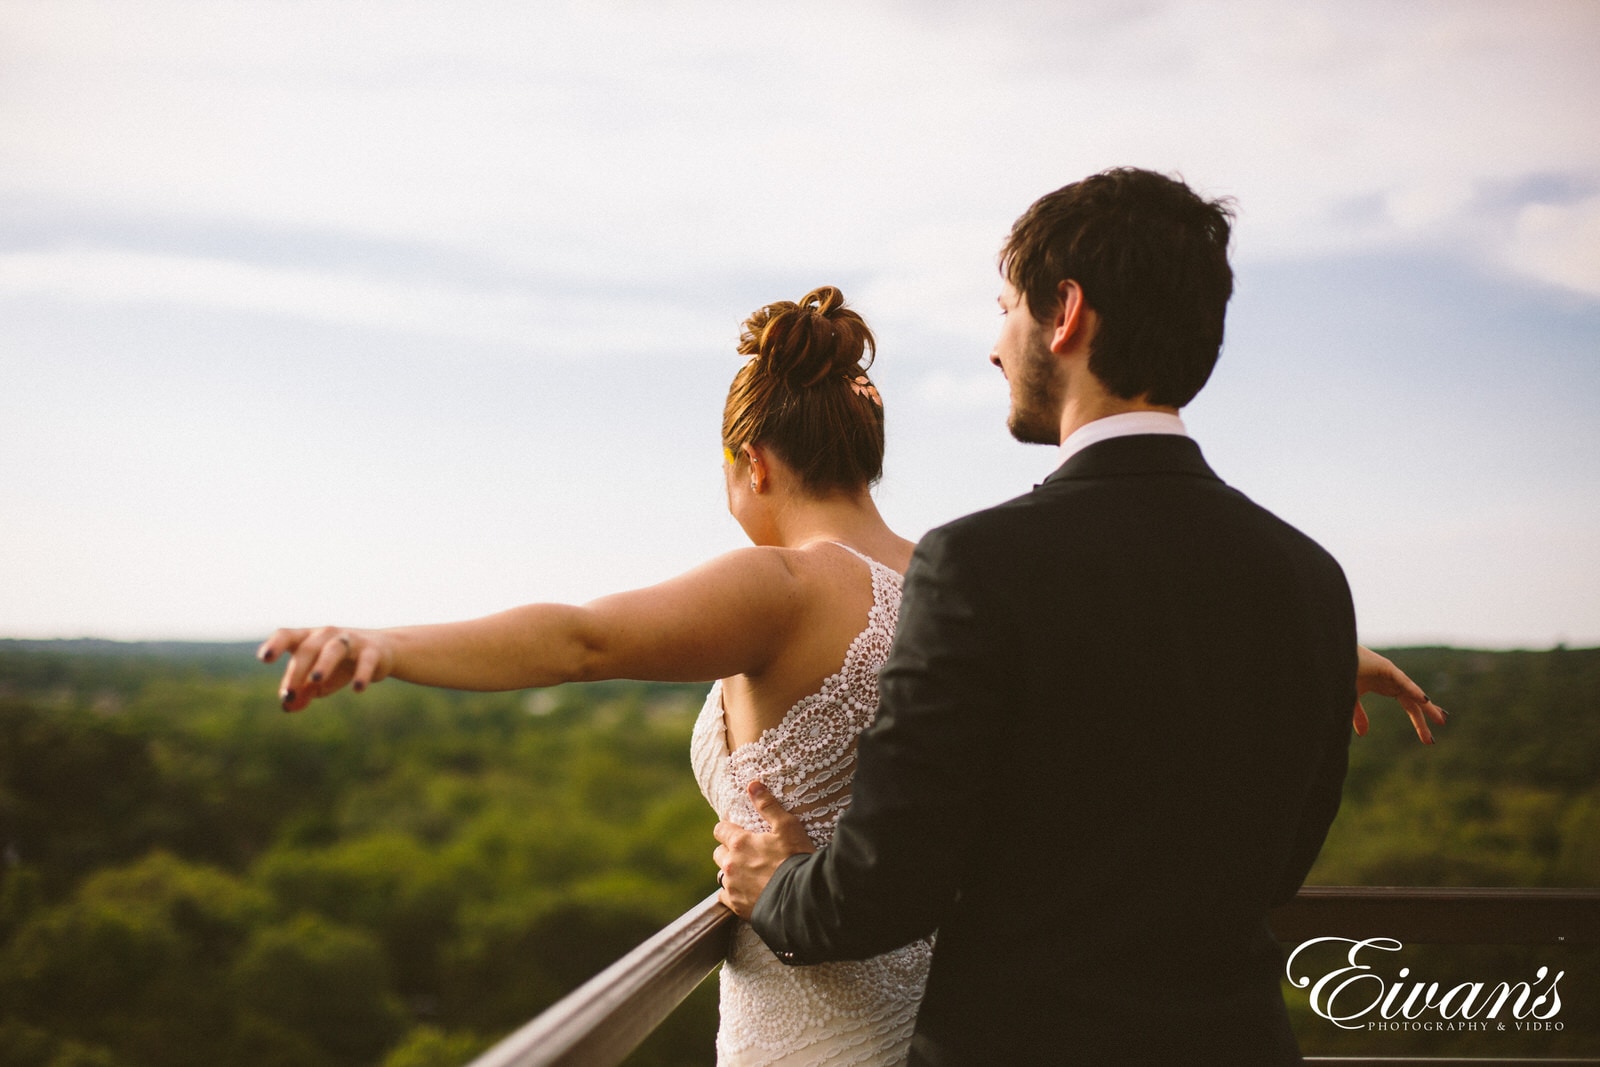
[690,544,931,1067]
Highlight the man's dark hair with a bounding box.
[1000,167,1235,408]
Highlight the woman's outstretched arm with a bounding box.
[259,547,807,711]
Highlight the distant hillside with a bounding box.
[0,639,264,694]
[0,639,260,659]
[0,641,1595,1063]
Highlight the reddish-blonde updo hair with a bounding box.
[722,286,884,495]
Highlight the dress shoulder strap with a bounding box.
[826,540,895,575]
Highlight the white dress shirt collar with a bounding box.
[1057,410,1189,467]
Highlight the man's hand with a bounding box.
[1353,644,1447,744]
[713,781,816,918]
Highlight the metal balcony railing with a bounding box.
[466,890,732,1067]
[468,887,1600,1067]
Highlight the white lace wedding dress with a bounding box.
[690,544,932,1067]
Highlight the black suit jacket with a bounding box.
[751,435,1356,1066]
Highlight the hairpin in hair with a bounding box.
[849,375,882,407]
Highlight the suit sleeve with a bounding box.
[750,523,1008,963]
[1272,562,1358,906]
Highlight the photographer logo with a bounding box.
[1285,937,1564,1033]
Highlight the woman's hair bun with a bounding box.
[723,285,885,496]
[737,285,875,388]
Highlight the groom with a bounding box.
[715,168,1356,1065]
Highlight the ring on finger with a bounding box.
[717,870,726,888]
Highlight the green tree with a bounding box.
[252,833,461,1001]
[0,853,266,1067]
[231,914,405,1066]
[380,1026,486,1067]
[0,1017,127,1067]
[0,702,166,896]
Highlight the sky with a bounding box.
[1,0,1597,648]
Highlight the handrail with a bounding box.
[468,887,1600,1067]
[465,891,733,1067]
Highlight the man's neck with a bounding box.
[1057,395,1180,445]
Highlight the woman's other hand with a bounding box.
[1353,644,1447,744]
[258,627,395,712]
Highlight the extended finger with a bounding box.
[281,628,338,705]
[352,644,382,694]
[278,656,303,708]
[257,628,306,665]
[1390,670,1428,705]
[280,672,319,713]
[1401,699,1435,745]
[282,689,317,714]
[1401,697,1440,748]
[309,633,355,689]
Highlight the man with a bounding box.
[715,168,1359,1064]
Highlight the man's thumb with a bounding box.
[750,781,793,825]
[749,781,816,852]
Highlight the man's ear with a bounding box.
[1047,279,1087,355]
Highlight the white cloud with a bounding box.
[1505,196,1600,299]
[3,0,1596,300]
[0,246,727,353]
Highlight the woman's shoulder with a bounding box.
[690,543,850,598]
[694,538,907,608]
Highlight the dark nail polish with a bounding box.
[353,680,366,693]
[284,689,296,702]
[311,672,322,683]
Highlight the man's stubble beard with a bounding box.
[1006,340,1064,447]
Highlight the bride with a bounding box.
[260,286,1443,1066]
[263,287,928,1064]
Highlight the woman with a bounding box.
[260,286,1444,1066]
[263,286,930,1065]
